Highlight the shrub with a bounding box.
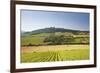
[43,35,73,45]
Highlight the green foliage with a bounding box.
[44,35,62,44]
[21,32,89,46]
[21,48,89,63]
[28,43,33,46]
[43,35,75,45]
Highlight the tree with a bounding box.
[44,35,66,45]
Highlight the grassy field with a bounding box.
[21,36,45,45]
[21,45,89,63]
[21,32,90,63]
[21,32,89,46]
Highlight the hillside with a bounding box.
[22,27,89,36]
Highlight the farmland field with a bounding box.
[21,32,89,46]
[21,31,90,63]
[21,45,89,63]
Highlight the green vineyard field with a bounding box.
[21,48,89,63]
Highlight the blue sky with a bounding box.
[21,10,89,32]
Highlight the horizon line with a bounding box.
[21,27,89,32]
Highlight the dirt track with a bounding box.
[21,45,89,53]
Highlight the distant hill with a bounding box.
[22,27,89,35]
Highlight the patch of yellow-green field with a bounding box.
[21,36,45,45]
[21,45,89,52]
[21,45,89,63]
[21,32,89,46]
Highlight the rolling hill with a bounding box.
[22,27,89,36]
